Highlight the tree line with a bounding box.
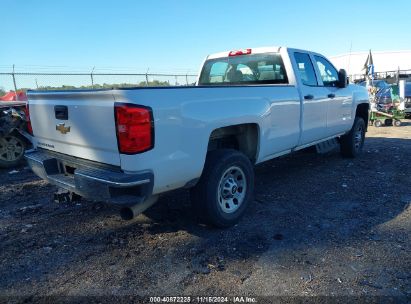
[0,79,175,95]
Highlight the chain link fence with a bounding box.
[0,72,199,98]
[3,69,409,98]
[350,69,411,83]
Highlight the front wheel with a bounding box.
[340,117,366,158]
[394,120,401,127]
[190,149,254,228]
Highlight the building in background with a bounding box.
[329,50,411,81]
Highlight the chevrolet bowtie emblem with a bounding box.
[56,123,71,134]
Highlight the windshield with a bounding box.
[198,53,288,85]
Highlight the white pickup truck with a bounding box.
[25,46,369,227]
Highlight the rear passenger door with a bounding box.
[292,52,329,145]
[313,55,353,136]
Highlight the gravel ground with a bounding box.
[0,122,410,302]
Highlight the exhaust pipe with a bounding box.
[120,195,159,220]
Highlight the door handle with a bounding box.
[328,93,336,98]
[304,94,314,100]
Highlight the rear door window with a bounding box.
[293,52,318,86]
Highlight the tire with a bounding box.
[394,120,401,127]
[190,149,254,228]
[384,119,393,126]
[374,120,382,127]
[340,117,366,158]
[0,134,27,168]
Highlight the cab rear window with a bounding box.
[198,53,288,85]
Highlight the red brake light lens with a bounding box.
[228,48,252,57]
[114,103,154,154]
[24,104,33,135]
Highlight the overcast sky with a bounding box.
[1,0,411,73]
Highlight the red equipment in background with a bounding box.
[0,91,31,168]
[0,91,28,102]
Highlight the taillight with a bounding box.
[114,103,154,154]
[24,104,33,135]
[228,48,252,57]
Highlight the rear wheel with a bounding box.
[190,149,254,227]
[374,120,382,127]
[0,134,26,168]
[394,120,401,127]
[340,117,366,158]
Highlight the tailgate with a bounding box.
[27,90,120,166]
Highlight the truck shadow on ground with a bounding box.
[144,136,410,233]
[1,136,410,295]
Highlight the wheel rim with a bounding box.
[217,166,247,214]
[354,125,364,151]
[0,136,24,162]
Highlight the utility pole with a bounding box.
[347,41,352,79]
[90,66,95,88]
[145,68,149,86]
[12,64,19,101]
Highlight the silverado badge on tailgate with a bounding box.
[56,123,71,134]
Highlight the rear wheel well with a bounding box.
[207,124,259,163]
[356,103,369,131]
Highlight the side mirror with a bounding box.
[338,69,348,88]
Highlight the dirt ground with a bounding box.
[0,121,410,302]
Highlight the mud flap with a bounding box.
[315,138,339,154]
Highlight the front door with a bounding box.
[313,55,353,136]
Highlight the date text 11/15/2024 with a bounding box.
[149,296,257,303]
